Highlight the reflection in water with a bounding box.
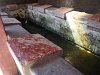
[23,21,100,75]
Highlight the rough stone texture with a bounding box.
[27,9,73,41]
[27,6,100,55]
[30,57,83,75]
[66,11,100,55]
[8,34,62,75]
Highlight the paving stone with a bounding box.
[33,4,52,13]
[30,57,83,75]
[5,25,30,38]
[53,7,73,19]
[1,17,21,25]
[7,34,62,75]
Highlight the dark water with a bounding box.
[23,20,100,75]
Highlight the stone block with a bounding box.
[30,57,83,75]
[33,4,52,13]
[87,20,100,33]
[0,12,8,16]
[7,34,62,75]
[27,9,73,41]
[87,12,100,32]
[5,25,30,38]
[1,17,21,25]
[45,6,58,15]
[53,7,73,19]
[66,11,100,55]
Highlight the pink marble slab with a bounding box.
[1,17,21,25]
[8,34,62,66]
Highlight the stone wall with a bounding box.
[0,0,37,6]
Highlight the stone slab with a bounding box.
[30,57,83,75]
[1,17,21,25]
[0,12,8,16]
[87,12,100,32]
[8,34,62,75]
[66,11,100,55]
[5,25,30,38]
[33,4,52,13]
[45,6,58,15]
[53,7,73,19]
[87,20,100,32]
[27,8,73,41]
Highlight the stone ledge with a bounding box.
[33,4,52,13]
[1,17,21,25]
[45,6,58,15]
[30,57,83,75]
[52,7,73,19]
[5,25,30,38]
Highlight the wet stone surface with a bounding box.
[23,20,100,75]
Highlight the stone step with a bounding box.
[30,57,83,75]
[52,7,73,19]
[27,6,73,41]
[45,6,58,15]
[33,4,52,13]
[1,17,21,25]
[5,25,30,38]
[7,34,62,75]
